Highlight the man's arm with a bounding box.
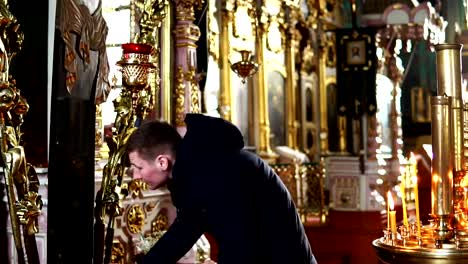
[142,208,206,263]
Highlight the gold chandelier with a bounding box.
[230,50,258,83]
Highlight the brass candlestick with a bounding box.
[431,95,454,243]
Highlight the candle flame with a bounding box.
[399,166,406,175]
[461,177,468,188]
[432,174,440,183]
[387,191,394,210]
[409,152,418,178]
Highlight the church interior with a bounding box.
[2,0,468,263]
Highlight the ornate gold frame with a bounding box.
[300,72,319,157]
[339,30,373,72]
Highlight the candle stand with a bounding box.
[373,44,468,263]
[373,223,468,263]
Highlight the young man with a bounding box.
[127,113,317,264]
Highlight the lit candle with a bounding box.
[400,167,408,226]
[388,192,397,234]
[387,191,390,230]
[413,175,421,237]
[410,152,418,178]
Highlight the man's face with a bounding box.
[129,151,171,190]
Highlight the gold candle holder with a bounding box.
[95,43,156,264]
[372,42,468,263]
[463,102,468,169]
[434,44,467,230]
[435,44,462,99]
[117,43,156,110]
[430,95,453,242]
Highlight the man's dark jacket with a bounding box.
[143,114,317,264]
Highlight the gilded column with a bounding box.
[285,5,299,149]
[318,36,329,154]
[173,0,203,132]
[255,4,277,163]
[160,1,173,122]
[219,0,233,121]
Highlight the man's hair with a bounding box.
[127,120,182,161]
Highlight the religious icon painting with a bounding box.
[410,87,431,123]
[338,29,374,71]
[346,40,366,65]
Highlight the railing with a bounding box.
[271,161,327,226]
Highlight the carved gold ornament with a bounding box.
[152,212,169,233]
[128,178,148,198]
[127,204,146,234]
[16,191,43,235]
[0,10,42,259]
[111,241,126,264]
[134,0,168,45]
[174,66,186,126]
[174,0,204,21]
[187,66,201,113]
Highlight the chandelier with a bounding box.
[230,50,258,83]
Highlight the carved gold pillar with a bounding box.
[173,0,203,132]
[160,1,173,122]
[285,6,299,150]
[255,6,277,163]
[133,0,168,121]
[219,1,233,121]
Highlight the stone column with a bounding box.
[173,0,203,134]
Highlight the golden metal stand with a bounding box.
[373,43,468,264]
[94,43,156,264]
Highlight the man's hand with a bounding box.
[201,260,217,264]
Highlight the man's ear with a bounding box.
[155,155,170,171]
